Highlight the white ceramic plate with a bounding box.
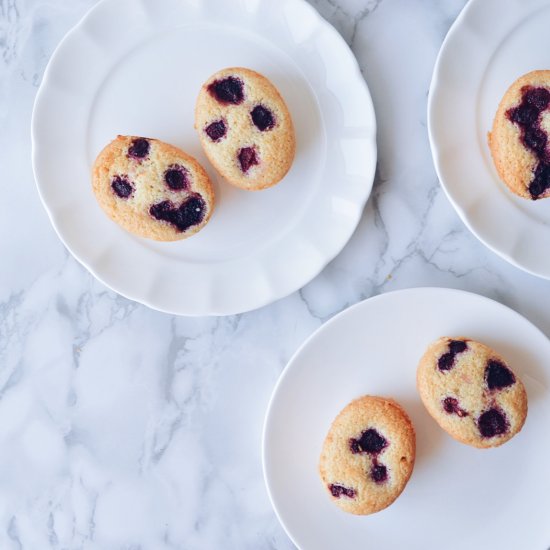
[263,287,550,550]
[429,0,550,279]
[31,0,376,316]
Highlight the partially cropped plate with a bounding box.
[429,0,550,278]
[32,0,376,315]
[263,288,550,549]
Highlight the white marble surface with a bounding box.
[2,0,550,548]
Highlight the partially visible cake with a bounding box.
[489,70,550,200]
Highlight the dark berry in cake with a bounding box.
[486,360,515,390]
[350,429,388,455]
[508,104,539,126]
[208,76,244,105]
[442,397,468,417]
[329,484,356,499]
[529,162,550,198]
[370,462,388,484]
[205,120,227,142]
[127,138,150,160]
[438,353,455,371]
[478,408,508,438]
[523,127,547,153]
[149,194,206,232]
[438,339,468,372]
[111,175,133,199]
[525,87,550,110]
[238,146,259,173]
[251,105,275,131]
[164,165,190,191]
[449,340,467,354]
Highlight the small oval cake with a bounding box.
[195,67,295,191]
[319,395,415,515]
[417,337,528,448]
[92,136,214,241]
[489,70,550,200]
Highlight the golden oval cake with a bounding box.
[195,67,295,191]
[417,337,528,448]
[92,135,214,241]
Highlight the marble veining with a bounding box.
[1,0,550,548]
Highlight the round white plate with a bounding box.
[429,0,550,279]
[31,0,376,316]
[263,287,550,550]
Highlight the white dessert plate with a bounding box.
[31,0,376,316]
[429,0,550,279]
[263,287,550,550]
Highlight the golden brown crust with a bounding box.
[488,70,550,200]
[417,337,528,449]
[92,135,214,241]
[195,67,295,191]
[318,395,416,515]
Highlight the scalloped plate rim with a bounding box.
[31,0,377,316]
